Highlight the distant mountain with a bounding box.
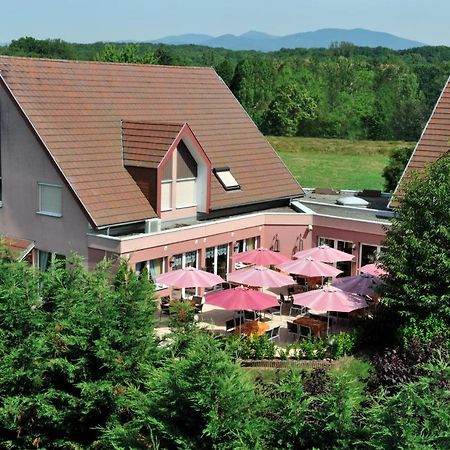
[152,28,425,51]
[152,33,213,46]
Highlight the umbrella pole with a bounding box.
[327,312,330,336]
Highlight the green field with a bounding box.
[268,136,414,191]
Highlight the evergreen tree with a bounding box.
[0,253,157,448]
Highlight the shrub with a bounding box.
[331,331,357,359]
[169,300,195,329]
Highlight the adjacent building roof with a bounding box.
[0,56,302,227]
[0,236,35,261]
[391,75,450,207]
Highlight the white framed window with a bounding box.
[38,183,62,217]
[359,244,383,268]
[161,181,172,211]
[37,250,65,271]
[213,167,240,191]
[175,178,197,208]
[135,257,167,290]
[170,250,198,298]
[318,237,354,277]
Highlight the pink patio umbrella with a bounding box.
[293,286,368,333]
[294,244,354,263]
[155,267,224,288]
[233,247,291,266]
[293,286,368,313]
[332,273,382,297]
[227,265,295,288]
[205,286,280,311]
[359,263,388,278]
[277,256,343,278]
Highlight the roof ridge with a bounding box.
[0,54,214,71]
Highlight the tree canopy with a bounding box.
[380,154,450,339]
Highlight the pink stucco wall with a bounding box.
[0,86,90,258]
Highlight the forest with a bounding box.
[2,37,450,141]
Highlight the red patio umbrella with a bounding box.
[227,265,295,288]
[294,244,354,263]
[332,273,382,297]
[277,256,343,278]
[358,263,388,278]
[233,247,291,266]
[155,267,224,288]
[205,286,280,311]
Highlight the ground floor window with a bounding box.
[360,244,382,268]
[37,250,65,271]
[318,237,353,277]
[171,251,198,297]
[234,236,259,254]
[135,257,166,290]
[205,244,230,281]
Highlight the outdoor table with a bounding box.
[293,317,327,338]
[234,320,269,337]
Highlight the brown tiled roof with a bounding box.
[0,56,302,227]
[1,236,35,260]
[391,76,450,207]
[122,121,183,168]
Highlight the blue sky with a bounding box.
[1,0,449,45]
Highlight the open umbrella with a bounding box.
[359,263,388,278]
[332,273,382,297]
[293,286,368,334]
[293,286,368,313]
[233,247,291,266]
[294,244,354,263]
[205,286,280,311]
[277,256,343,278]
[227,265,295,288]
[155,267,224,288]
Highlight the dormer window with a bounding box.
[214,167,240,191]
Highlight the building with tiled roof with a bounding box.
[391,75,450,207]
[0,56,388,287]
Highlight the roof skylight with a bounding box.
[213,167,240,191]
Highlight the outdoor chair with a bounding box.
[194,299,204,321]
[225,318,236,333]
[298,325,312,338]
[279,293,292,314]
[268,326,281,342]
[287,321,299,340]
[289,304,306,317]
[268,304,282,319]
[159,296,171,319]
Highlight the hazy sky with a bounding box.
[1,0,449,46]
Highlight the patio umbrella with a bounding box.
[294,244,354,263]
[293,286,368,313]
[332,273,382,297]
[277,256,343,278]
[205,286,280,311]
[233,247,291,266]
[227,265,295,288]
[359,263,388,278]
[293,286,368,334]
[155,267,224,288]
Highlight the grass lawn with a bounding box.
[268,136,414,191]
